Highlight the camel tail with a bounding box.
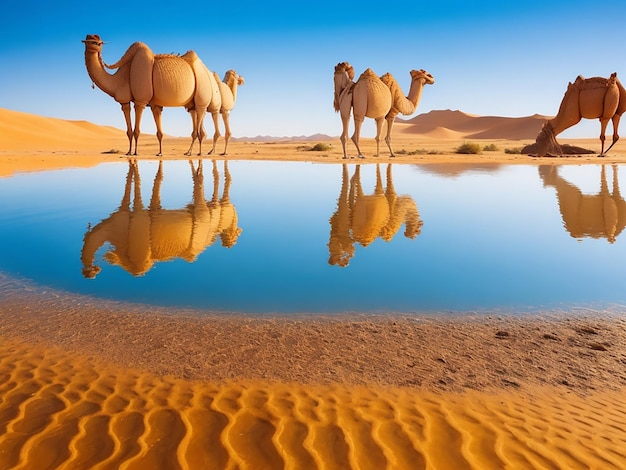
[103,42,148,70]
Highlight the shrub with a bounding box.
[310,143,332,151]
[505,147,522,154]
[483,143,499,151]
[455,142,482,154]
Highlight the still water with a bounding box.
[1,159,625,314]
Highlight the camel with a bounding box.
[534,73,626,157]
[328,164,422,266]
[206,70,245,156]
[81,158,241,278]
[380,70,435,157]
[334,66,394,159]
[82,34,221,157]
[539,165,626,243]
[333,62,356,159]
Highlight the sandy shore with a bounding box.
[2,111,626,468]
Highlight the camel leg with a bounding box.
[384,117,395,157]
[598,117,610,156]
[207,112,221,155]
[121,103,133,156]
[132,103,147,156]
[603,114,622,155]
[221,111,232,156]
[185,109,198,156]
[150,105,164,157]
[374,117,385,157]
[340,112,350,159]
[195,108,208,156]
[351,118,366,158]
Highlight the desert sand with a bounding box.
[1,108,626,469]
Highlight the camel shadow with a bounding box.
[539,164,626,243]
[328,163,423,267]
[81,159,242,278]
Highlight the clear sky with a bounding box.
[2,0,625,139]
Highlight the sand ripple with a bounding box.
[1,339,625,469]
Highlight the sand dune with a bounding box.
[395,109,550,140]
[0,108,127,151]
[1,107,547,151]
[1,337,625,469]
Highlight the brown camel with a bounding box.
[81,158,241,278]
[380,70,435,157]
[351,69,393,158]
[207,70,245,156]
[534,73,626,157]
[82,34,221,157]
[539,165,626,243]
[333,62,356,159]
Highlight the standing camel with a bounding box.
[380,70,435,157]
[207,70,245,156]
[82,34,221,156]
[351,69,392,158]
[534,73,626,157]
[333,62,356,159]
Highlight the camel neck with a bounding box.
[84,51,117,99]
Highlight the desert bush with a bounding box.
[455,142,482,154]
[504,147,522,154]
[483,143,499,151]
[310,143,332,151]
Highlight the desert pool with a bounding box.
[1,159,626,314]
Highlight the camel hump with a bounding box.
[573,75,617,91]
[380,73,400,94]
[361,68,377,77]
[180,50,199,64]
[105,41,152,70]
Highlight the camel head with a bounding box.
[535,121,562,156]
[224,70,245,87]
[82,34,104,53]
[410,69,435,85]
[334,62,355,81]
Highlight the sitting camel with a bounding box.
[534,73,626,157]
[539,165,626,243]
[328,164,422,267]
[81,159,242,278]
[82,34,221,156]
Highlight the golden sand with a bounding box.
[2,108,626,468]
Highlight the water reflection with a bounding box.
[540,164,626,243]
[81,159,242,278]
[328,163,423,266]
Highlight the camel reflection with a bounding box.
[328,164,423,267]
[539,164,626,243]
[81,159,242,278]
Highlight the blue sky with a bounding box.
[1,1,625,139]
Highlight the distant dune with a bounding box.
[394,109,550,140]
[1,108,551,151]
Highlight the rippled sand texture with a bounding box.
[1,339,625,469]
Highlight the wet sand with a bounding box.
[1,273,626,468]
[2,110,626,468]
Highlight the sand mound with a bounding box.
[0,108,127,151]
[396,109,549,140]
